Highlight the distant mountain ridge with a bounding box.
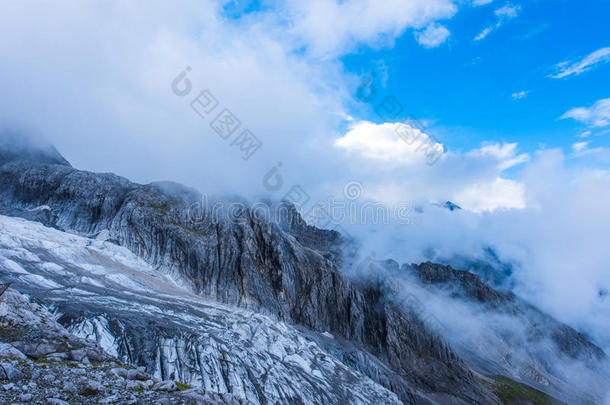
[0,132,70,167]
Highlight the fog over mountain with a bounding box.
[1,1,610,404]
[0,135,609,404]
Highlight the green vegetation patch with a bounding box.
[493,375,567,405]
[175,381,192,391]
[171,221,205,236]
[150,203,170,214]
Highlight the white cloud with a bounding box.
[561,98,610,127]
[475,26,494,41]
[472,0,494,6]
[474,2,521,41]
[578,130,592,138]
[571,141,607,158]
[284,0,458,56]
[415,23,451,48]
[494,4,521,18]
[344,149,610,355]
[550,47,610,79]
[0,0,351,196]
[572,141,589,152]
[468,142,530,170]
[452,177,525,211]
[511,90,529,100]
[334,121,527,211]
[334,121,444,165]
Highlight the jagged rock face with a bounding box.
[0,157,496,403]
[0,215,404,404]
[1,149,608,404]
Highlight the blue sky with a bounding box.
[1,0,609,207]
[340,0,610,160]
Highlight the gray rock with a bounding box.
[45,352,68,361]
[110,368,127,379]
[78,380,104,396]
[98,394,120,404]
[43,374,56,383]
[154,380,177,392]
[62,381,77,393]
[47,399,69,405]
[18,393,32,402]
[126,368,148,381]
[69,349,88,362]
[0,344,26,360]
[126,380,153,391]
[0,363,23,381]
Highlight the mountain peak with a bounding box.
[0,132,70,167]
[443,201,462,211]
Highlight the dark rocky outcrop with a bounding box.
[0,145,496,404]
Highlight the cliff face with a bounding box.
[0,146,607,404]
[0,215,406,404]
[0,157,493,404]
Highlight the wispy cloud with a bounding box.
[285,0,459,57]
[571,140,606,158]
[494,4,520,18]
[561,98,610,127]
[474,3,521,41]
[572,141,589,153]
[511,90,529,100]
[475,26,494,41]
[415,23,450,48]
[550,47,610,79]
[578,130,592,138]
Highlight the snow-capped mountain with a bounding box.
[0,138,608,404]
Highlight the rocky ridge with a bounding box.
[0,147,495,404]
[0,139,608,404]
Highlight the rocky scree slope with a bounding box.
[0,287,249,404]
[0,214,404,405]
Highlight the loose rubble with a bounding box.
[0,288,248,404]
